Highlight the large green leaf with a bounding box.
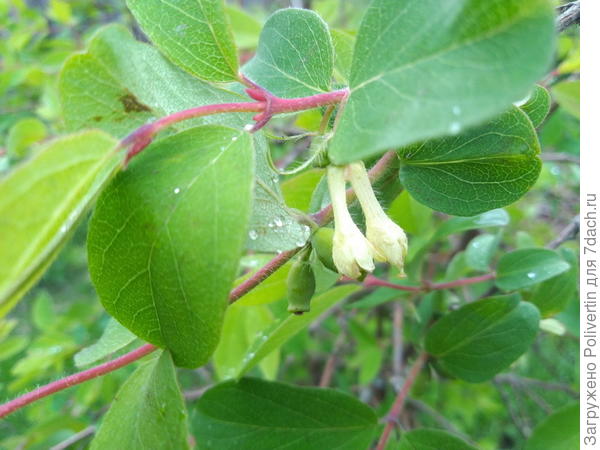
[126,0,238,82]
[525,403,579,450]
[398,107,542,216]
[425,294,540,382]
[242,8,334,98]
[59,24,246,137]
[88,126,253,368]
[0,130,120,317]
[495,248,571,291]
[329,0,555,163]
[191,378,378,450]
[237,285,358,377]
[91,351,188,450]
[397,429,477,450]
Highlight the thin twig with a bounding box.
[556,1,580,32]
[0,344,157,419]
[547,215,579,249]
[50,426,96,450]
[376,352,428,450]
[391,303,404,391]
[494,374,578,398]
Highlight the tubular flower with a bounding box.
[327,165,376,278]
[347,161,408,276]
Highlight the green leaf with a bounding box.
[397,429,477,450]
[425,294,540,382]
[237,285,358,377]
[552,80,580,119]
[225,5,262,50]
[91,351,188,450]
[74,318,137,368]
[31,292,56,332]
[0,336,29,362]
[465,234,500,271]
[398,107,542,216]
[213,303,279,380]
[528,248,577,317]
[329,0,555,163]
[496,248,571,291]
[6,117,47,158]
[126,0,238,82]
[88,126,253,368]
[191,377,378,450]
[247,135,311,253]
[59,24,247,138]
[242,8,334,98]
[281,168,325,212]
[525,403,579,450]
[331,29,355,83]
[0,130,120,317]
[519,85,552,127]
[387,190,433,235]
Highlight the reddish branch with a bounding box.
[122,80,348,163]
[363,272,495,293]
[376,352,428,450]
[0,343,157,419]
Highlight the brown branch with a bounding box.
[557,1,580,32]
[376,352,428,450]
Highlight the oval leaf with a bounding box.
[496,248,571,291]
[0,130,120,317]
[329,0,555,163]
[126,0,238,82]
[398,107,542,216]
[242,8,334,98]
[528,248,577,317]
[191,378,378,450]
[91,351,188,450]
[88,126,253,368]
[425,294,540,382]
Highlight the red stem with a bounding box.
[363,272,495,293]
[376,352,428,450]
[122,88,348,162]
[0,344,157,419]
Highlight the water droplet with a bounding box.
[231,136,238,142]
[296,240,306,247]
[449,122,461,135]
[274,217,283,227]
[452,105,462,115]
[268,222,275,228]
[551,166,561,176]
[174,24,188,34]
[527,272,537,279]
[248,229,258,240]
[247,352,255,359]
[276,249,283,254]
[60,225,68,233]
[243,124,254,131]
[173,187,181,194]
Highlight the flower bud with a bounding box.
[347,161,408,275]
[327,165,376,279]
